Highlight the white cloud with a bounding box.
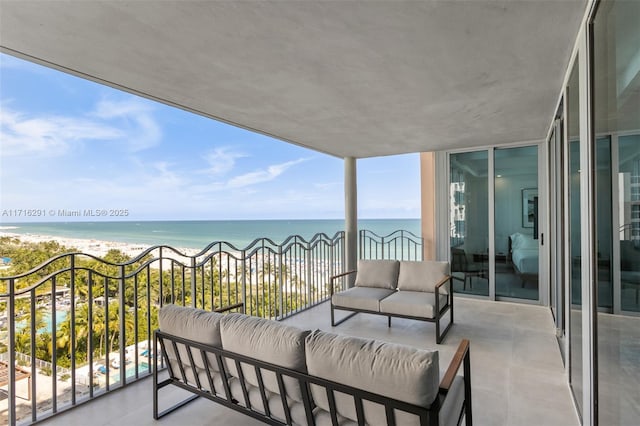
[152,161,185,188]
[203,147,246,176]
[92,99,161,151]
[228,158,307,188]
[0,98,163,157]
[94,98,151,118]
[0,106,123,157]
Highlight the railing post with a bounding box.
[29,289,36,422]
[88,270,95,397]
[70,255,77,404]
[241,250,247,314]
[278,245,284,320]
[342,232,346,274]
[119,264,126,386]
[190,257,197,308]
[8,278,16,426]
[51,276,58,412]
[306,242,312,309]
[158,247,164,307]
[329,237,334,283]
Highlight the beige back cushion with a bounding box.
[220,313,309,402]
[158,304,223,371]
[398,261,450,294]
[354,259,400,289]
[305,330,439,426]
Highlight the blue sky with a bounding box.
[0,53,420,221]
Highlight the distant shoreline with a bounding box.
[0,218,421,254]
[0,231,198,259]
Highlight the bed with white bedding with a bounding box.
[509,233,539,286]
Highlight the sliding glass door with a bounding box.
[593,2,640,423]
[448,144,543,303]
[494,146,540,301]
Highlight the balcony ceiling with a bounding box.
[0,1,586,158]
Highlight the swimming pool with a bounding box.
[125,361,149,378]
[99,361,149,380]
[16,310,68,332]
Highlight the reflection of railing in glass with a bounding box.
[619,223,639,245]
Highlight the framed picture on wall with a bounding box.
[522,188,538,228]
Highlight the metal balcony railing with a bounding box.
[0,229,420,425]
[359,229,424,261]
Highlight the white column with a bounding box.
[345,157,358,286]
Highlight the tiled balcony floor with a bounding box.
[38,298,579,426]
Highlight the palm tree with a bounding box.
[14,328,32,357]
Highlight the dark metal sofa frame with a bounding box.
[329,270,454,344]
[154,332,471,426]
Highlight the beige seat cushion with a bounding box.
[354,259,400,289]
[229,379,308,425]
[305,330,439,426]
[332,287,396,312]
[313,408,357,426]
[158,305,225,394]
[379,291,449,319]
[163,360,226,395]
[398,261,450,293]
[220,314,309,403]
[158,304,223,351]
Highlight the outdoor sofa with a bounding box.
[330,260,454,344]
[154,304,472,426]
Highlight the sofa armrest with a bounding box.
[434,274,451,293]
[330,270,357,296]
[439,339,470,392]
[434,275,452,314]
[438,339,472,425]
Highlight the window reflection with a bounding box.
[449,151,489,296]
[618,136,640,313]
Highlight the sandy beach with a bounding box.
[0,231,200,260]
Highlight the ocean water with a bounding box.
[1,219,420,250]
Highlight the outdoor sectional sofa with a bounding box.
[154,304,472,426]
[330,260,454,344]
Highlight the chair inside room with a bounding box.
[451,247,486,291]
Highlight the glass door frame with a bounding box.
[549,108,567,347]
[440,142,547,305]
